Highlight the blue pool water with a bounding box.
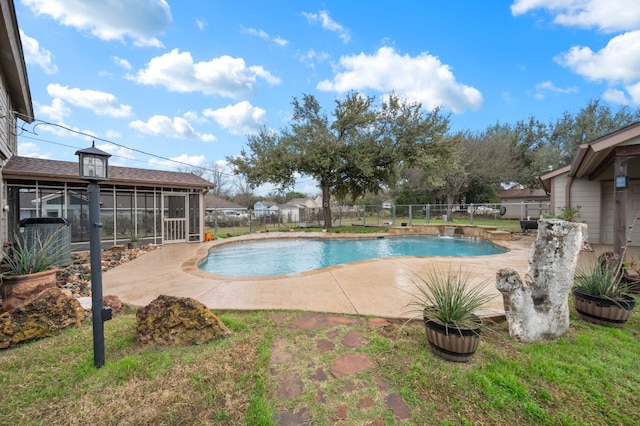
[198,236,507,277]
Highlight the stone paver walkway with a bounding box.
[269,312,411,425]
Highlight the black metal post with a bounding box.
[88,180,105,368]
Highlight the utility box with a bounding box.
[18,217,71,267]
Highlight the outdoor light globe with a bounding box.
[82,156,106,178]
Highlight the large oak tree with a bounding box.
[228,92,451,228]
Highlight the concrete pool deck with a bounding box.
[102,232,634,320]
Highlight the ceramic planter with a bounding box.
[1,268,58,313]
[572,289,636,328]
[423,314,482,362]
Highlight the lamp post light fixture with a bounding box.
[75,142,112,368]
[615,174,629,190]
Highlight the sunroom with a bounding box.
[2,156,211,249]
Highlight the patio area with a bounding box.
[102,231,639,320]
[103,232,538,319]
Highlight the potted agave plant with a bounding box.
[572,257,636,328]
[573,210,639,328]
[1,229,64,313]
[404,265,494,362]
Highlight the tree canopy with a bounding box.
[228,92,451,228]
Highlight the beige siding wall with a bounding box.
[550,173,569,215]
[568,179,601,243]
[0,70,15,160]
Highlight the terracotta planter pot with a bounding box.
[572,289,636,328]
[423,314,482,362]
[1,268,58,313]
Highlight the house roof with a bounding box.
[570,121,640,179]
[538,165,571,193]
[498,187,549,199]
[537,121,640,193]
[3,156,212,190]
[0,0,33,122]
[204,194,246,209]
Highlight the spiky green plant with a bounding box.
[573,262,628,299]
[403,265,494,329]
[2,228,65,275]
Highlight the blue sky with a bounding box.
[13,0,640,195]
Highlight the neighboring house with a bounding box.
[539,122,640,252]
[204,194,247,213]
[253,201,281,217]
[0,1,212,249]
[204,195,248,226]
[278,204,301,222]
[498,187,550,219]
[288,197,319,209]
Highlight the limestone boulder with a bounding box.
[0,287,85,349]
[496,218,587,342]
[136,295,231,346]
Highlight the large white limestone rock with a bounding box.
[496,219,587,342]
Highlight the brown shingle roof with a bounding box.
[3,156,211,189]
[204,194,246,209]
[498,187,548,199]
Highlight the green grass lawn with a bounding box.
[1,302,638,425]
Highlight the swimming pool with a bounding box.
[198,235,508,277]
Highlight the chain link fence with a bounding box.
[206,201,550,238]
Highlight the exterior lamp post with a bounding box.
[75,142,112,368]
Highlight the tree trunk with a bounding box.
[445,193,455,222]
[321,180,332,229]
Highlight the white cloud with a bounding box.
[18,141,53,159]
[34,121,96,139]
[554,30,640,83]
[129,49,280,98]
[97,143,135,166]
[299,49,330,68]
[511,0,640,33]
[624,82,640,105]
[22,0,171,47]
[183,110,207,123]
[242,26,289,46]
[36,98,70,121]
[273,36,288,46]
[302,10,350,43]
[113,56,132,70]
[196,19,206,30]
[129,115,216,142]
[317,47,483,113]
[244,27,269,40]
[203,101,266,135]
[534,80,579,99]
[105,129,121,139]
[19,30,57,74]
[149,154,208,171]
[46,83,133,117]
[602,88,629,105]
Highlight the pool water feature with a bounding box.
[199,235,508,277]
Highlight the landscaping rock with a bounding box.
[103,295,123,314]
[136,295,231,346]
[496,218,587,342]
[0,287,85,349]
